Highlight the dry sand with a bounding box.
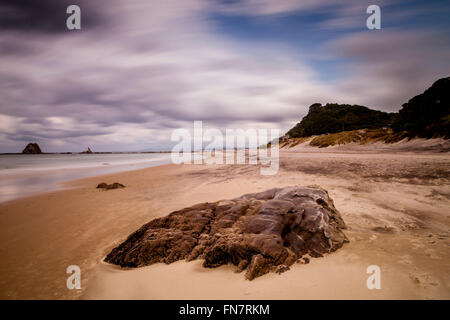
[282,137,450,153]
[0,149,449,299]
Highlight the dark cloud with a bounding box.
[0,0,105,33]
[0,0,449,152]
[0,37,37,56]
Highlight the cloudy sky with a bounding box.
[0,0,449,152]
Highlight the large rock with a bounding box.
[22,143,42,154]
[105,186,348,280]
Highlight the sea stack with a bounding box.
[22,143,42,154]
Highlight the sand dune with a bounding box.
[282,137,450,153]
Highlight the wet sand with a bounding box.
[0,151,449,299]
[0,153,171,202]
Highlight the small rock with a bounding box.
[245,254,268,280]
[106,182,125,189]
[275,264,290,274]
[236,260,249,273]
[97,182,125,190]
[297,257,310,264]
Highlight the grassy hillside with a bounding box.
[280,129,408,148]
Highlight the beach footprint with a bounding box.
[409,272,440,288]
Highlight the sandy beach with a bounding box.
[2,0,450,308]
[0,147,449,300]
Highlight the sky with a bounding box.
[0,0,449,152]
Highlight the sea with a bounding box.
[0,153,172,203]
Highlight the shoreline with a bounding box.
[0,152,172,155]
[2,148,446,205]
[0,154,172,203]
[0,151,449,299]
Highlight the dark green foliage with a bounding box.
[287,103,395,138]
[392,77,450,138]
[287,77,450,139]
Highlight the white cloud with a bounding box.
[0,0,448,152]
[326,29,450,109]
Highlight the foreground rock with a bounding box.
[97,182,125,190]
[105,186,348,279]
[22,143,42,154]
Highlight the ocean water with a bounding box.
[0,153,172,203]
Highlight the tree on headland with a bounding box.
[392,77,450,138]
[286,76,450,139]
[287,103,395,138]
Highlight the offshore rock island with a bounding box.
[21,143,42,154]
[105,186,348,280]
